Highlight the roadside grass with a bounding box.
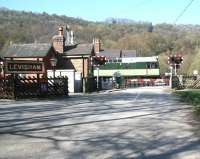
[175,90,200,116]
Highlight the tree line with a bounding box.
[0,8,200,75]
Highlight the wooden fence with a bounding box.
[180,76,200,89]
[0,78,15,99]
[0,76,68,99]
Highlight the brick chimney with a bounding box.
[52,27,65,53]
[93,38,101,54]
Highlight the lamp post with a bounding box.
[50,56,57,78]
[96,65,99,91]
[169,66,173,89]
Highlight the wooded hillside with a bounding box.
[0,8,200,75]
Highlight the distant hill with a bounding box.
[0,7,9,11]
[104,17,151,25]
[0,9,200,74]
[0,9,156,49]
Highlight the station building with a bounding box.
[0,27,96,93]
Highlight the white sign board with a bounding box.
[122,56,158,63]
[193,70,198,76]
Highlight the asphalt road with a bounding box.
[0,86,200,159]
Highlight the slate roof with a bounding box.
[0,43,52,57]
[98,49,136,58]
[63,43,93,56]
[1,43,137,59]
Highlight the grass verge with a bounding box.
[175,90,200,116]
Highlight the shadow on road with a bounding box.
[0,89,200,158]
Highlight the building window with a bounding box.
[147,63,158,69]
[113,59,117,63]
[118,59,122,63]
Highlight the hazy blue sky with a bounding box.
[0,0,199,24]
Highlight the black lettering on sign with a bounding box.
[5,61,44,74]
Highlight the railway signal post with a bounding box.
[168,54,183,88]
[92,56,106,91]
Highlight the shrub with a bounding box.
[175,91,200,116]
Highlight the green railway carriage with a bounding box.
[94,56,160,77]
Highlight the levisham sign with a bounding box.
[5,61,44,74]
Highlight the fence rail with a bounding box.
[0,78,14,99]
[0,76,68,99]
[181,76,200,89]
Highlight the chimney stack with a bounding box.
[52,26,65,53]
[65,25,75,45]
[70,30,74,45]
[93,38,101,54]
[66,25,70,45]
[58,26,64,36]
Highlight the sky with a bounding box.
[0,0,199,25]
